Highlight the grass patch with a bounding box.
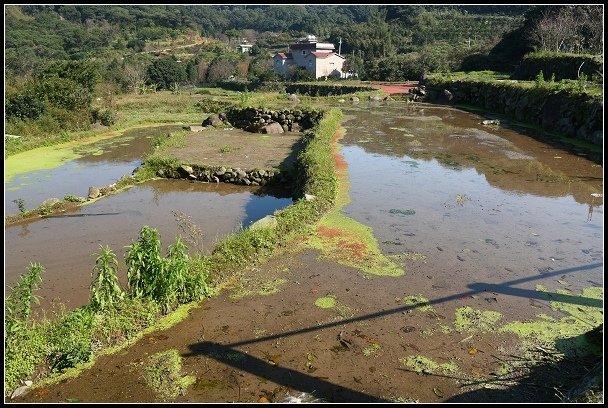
[143,349,195,401]
[314,296,337,309]
[400,355,459,375]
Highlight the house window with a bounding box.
[302,50,306,55]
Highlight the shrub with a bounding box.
[126,226,164,299]
[99,109,116,126]
[47,308,94,372]
[5,263,44,338]
[5,85,45,120]
[534,69,545,86]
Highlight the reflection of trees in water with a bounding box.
[17,223,31,238]
[342,109,602,206]
[587,193,603,222]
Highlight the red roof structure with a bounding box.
[310,51,332,58]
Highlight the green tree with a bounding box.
[37,60,100,93]
[146,56,187,89]
[6,85,45,120]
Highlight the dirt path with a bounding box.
[371,83,417,94]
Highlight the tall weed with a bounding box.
[90,246,124,311]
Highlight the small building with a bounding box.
[238,39,253,54]
[273,35,346,79]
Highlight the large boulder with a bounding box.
[88,187,100,199]
[259,122,285,134]
[177,165,194,177]
[202,114,223,127]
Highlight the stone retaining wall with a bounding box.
[425,78,603,146]
[224,106,324,133]
[158,164,289,186]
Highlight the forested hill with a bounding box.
[5,4,529,77]
[4,5,602,156]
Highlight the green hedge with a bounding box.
[285,83,373,96]
[512,52,602,81]
[425,75,602,146]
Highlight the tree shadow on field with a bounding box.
[184,262,602,402]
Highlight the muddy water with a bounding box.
[340,103,603,321]
[5,125,183,215]
[5,180,292,311]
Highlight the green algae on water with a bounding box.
[500,286,603,356]
[403,294,434,312]
[400,355,459,375]
[454,306,502,332]
[315,296,336,309]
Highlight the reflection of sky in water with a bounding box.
[342,144,603,233]
[5,179,294,310]
[340,143,603,290]
[243,195,292,226]
[4,125,182,215]
[5,160,140,214]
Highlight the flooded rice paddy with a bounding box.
[4,126,292,311]
[5,125,183,215]
[4,105,604,324]
[5,102,603,403]
[338,103,602,321]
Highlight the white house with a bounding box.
[238,39,253,53]
[273,35,346,79]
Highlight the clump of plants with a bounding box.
[126,226,211,313]
[12,198,26,213]
[143,349,195,400]
[400,355,459,375]
[4,226,211,395]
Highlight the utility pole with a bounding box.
[466,36,472,49]
[338,37,342,55]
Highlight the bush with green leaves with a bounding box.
[4,263,46,392]
[534,70,545,86]
[99,109,116,126]
[126,226,164,300]
[146,56,187,90]
[47,308,94,372]
[5,85,46,120]
[5,263,44,339]
[126,226,206,313]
